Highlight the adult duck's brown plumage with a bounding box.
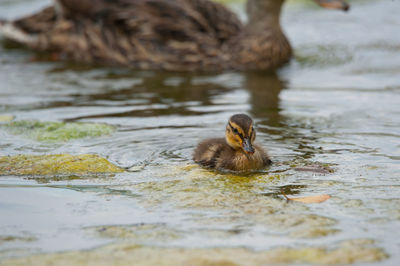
[0,0,349,71]
[193,114,271,172]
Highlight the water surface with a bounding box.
[0,0,399,265]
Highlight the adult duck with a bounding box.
[0,0,349,71]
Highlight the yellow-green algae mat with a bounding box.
[0,154,124,176]
[0,115,14,122]
[1,120,115,142]
[0,239,386,266]
[130,165,341,238]
[0,164,388,265]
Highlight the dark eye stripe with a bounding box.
[228,123,244,139]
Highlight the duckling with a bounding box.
[0,0,349,71]
[193,114,271,172]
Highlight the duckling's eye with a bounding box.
[233,128,239,134]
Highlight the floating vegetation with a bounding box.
[289,159,336,174]
[0,154,124,176]
[0,115,14,122]
[131,165,338,239]
[92,224,182,243]
[1,239,387,266]
[2,120,115,142]
[0,235,36,244]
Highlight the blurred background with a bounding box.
[0,0,399,265]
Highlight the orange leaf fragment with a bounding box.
[282,192,331,204]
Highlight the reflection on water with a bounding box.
[0,0,400,265]
[64,72,237,121]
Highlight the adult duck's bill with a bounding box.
[315,0,350,11]
[242,138,255,154]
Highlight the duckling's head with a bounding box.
[225,114,256,154]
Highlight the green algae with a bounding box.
[288,159,335,174]
[0,235,36,244]
[93,224,182,243]
[375,198,400,221]
[91,222,244,245]
[0,154,124,176]
[0,115,14,122]
[2,120,115,142]
[0,239,387,266]
[263,213,339,238]
[131,165,338,239]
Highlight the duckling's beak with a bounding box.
[315,0,350,11]
[242,138,255,154]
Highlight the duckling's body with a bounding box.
[194,138,270,172]
[0,0,348,71]
[193,114,271,172]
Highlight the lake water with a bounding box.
[0,0,399,265]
